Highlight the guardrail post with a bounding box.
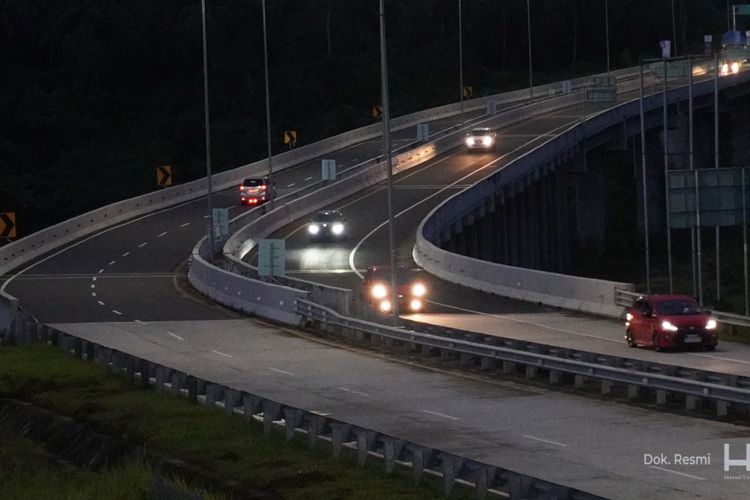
[284,409,302,441]
[549,370,561,384]
[154,366,167,392]
[480,357,496,370]
[187,376,198,402]
[441,454,456,497]
[243,394,262,419]
[74,338,83,359]
[502,361,516,374]
[525,366,537,379]
[601,380,614,395]
[574,375,586,388]
[460,353,473,366]
[411,446,431,486]
[139,360,151,388]
[383,438,404,474]
[263,401,281,435]
[330,423,350,459]
[224,389,241,414]
[85,341,94,362]
[717,400,729,417]
[685,395,699,411]
[656,390,668,405]
[627,385,639,399]
[474,466,491,500]
[126,355,138,383]
[308,415,326,450]
[171,371,185,395]
[355,429,376,466]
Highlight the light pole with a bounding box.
[262,0,273,184]
[604,0,611,78]
[378,0,398,324]
[526,0,533,100]
[638,61,651,293]
[458,0,464,119]
[201,0,214,256]
[671,0,678,56]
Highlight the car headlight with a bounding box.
[331,222,344,235]
[308,224,320,235]
[411,282,426,297]
[482,136,493,146]
[661,321,679,332]
[732,62,740,74]
[464,137,473,147]
[625,312,633,322]
[721,63,730,75]
[705,319,717,330]
[378,299,392,312]
[409,299,422,311]
[371,283,387,299]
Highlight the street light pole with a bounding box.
[604,0,611,78]
[526,0,533,100]
[262,0,273,182]
[201,0,214,256]
[458,0,464,119]
[639,61,651,293]
[378,0,399,324]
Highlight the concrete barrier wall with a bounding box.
[414,70,750,318]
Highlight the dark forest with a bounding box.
[0,0,734,234]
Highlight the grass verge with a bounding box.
[0,344,467,500]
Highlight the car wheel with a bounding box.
[625,329,635,347]
[652,334,662,352]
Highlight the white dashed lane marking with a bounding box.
[269,367,295,376]
[212,350,232,358]
[339,387,370,397]
[139,242,148,248]
[167,332,184,341]
[90,284,95,288]
[180,222,191,227]
[522,434,568,447]
[98,269,104,274]
[134,320,147,325]
[108,260,116,266]
[122,252,130,257]
[97,301,106,306]
[158,231,168,237]
[112,310,122,316]
[422,410,459,421]
[305,176,313,181]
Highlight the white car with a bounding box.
[465,127,497,151]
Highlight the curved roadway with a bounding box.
[3,90,749,498]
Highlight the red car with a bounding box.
[625,295,718,351]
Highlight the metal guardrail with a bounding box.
[297,299,750,417]
[9,323,605,500]
[614,288,750,329]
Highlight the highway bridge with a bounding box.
[3,65,750,498]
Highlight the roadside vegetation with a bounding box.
[0,343,468,500]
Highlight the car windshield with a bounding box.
[312,212,340,223]
[654,299,702,315]
[470,129,492,136]
[243,179,265,187]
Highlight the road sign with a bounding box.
[284,130,297,146]
[322,159,336,180]
[372,105,383,119]
[0,212,16,238]
[156,165,172,187]
[258,239,285,277]
[212,208,229,239]
[668,168,749,228]
[463,86,473,98]
[735,4,750,15]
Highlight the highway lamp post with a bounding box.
[526,0,533,100]
[671,0,678,56]
[201,0,215,256]
[378,0,399,324]
[663,59,673,293]
[714,50,722,302]
[262,0,274,196]
[604,0,611,79]
[688,56,703,304]
[458,0,464,121]
[638,61,651,293]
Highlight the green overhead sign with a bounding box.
[734,4,750,15]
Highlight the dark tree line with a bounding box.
[0,0,732,234]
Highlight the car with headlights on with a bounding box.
[361,266,427,314]
[464,127,497,152]
[624,295,718,351]
[239,176,275,205]
[307,210,346,241]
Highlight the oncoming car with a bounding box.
[307,210,346,241]
[239,177,275,205]
[624,295,718,351]
[464,127,497,152]
[361,266,427,313]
